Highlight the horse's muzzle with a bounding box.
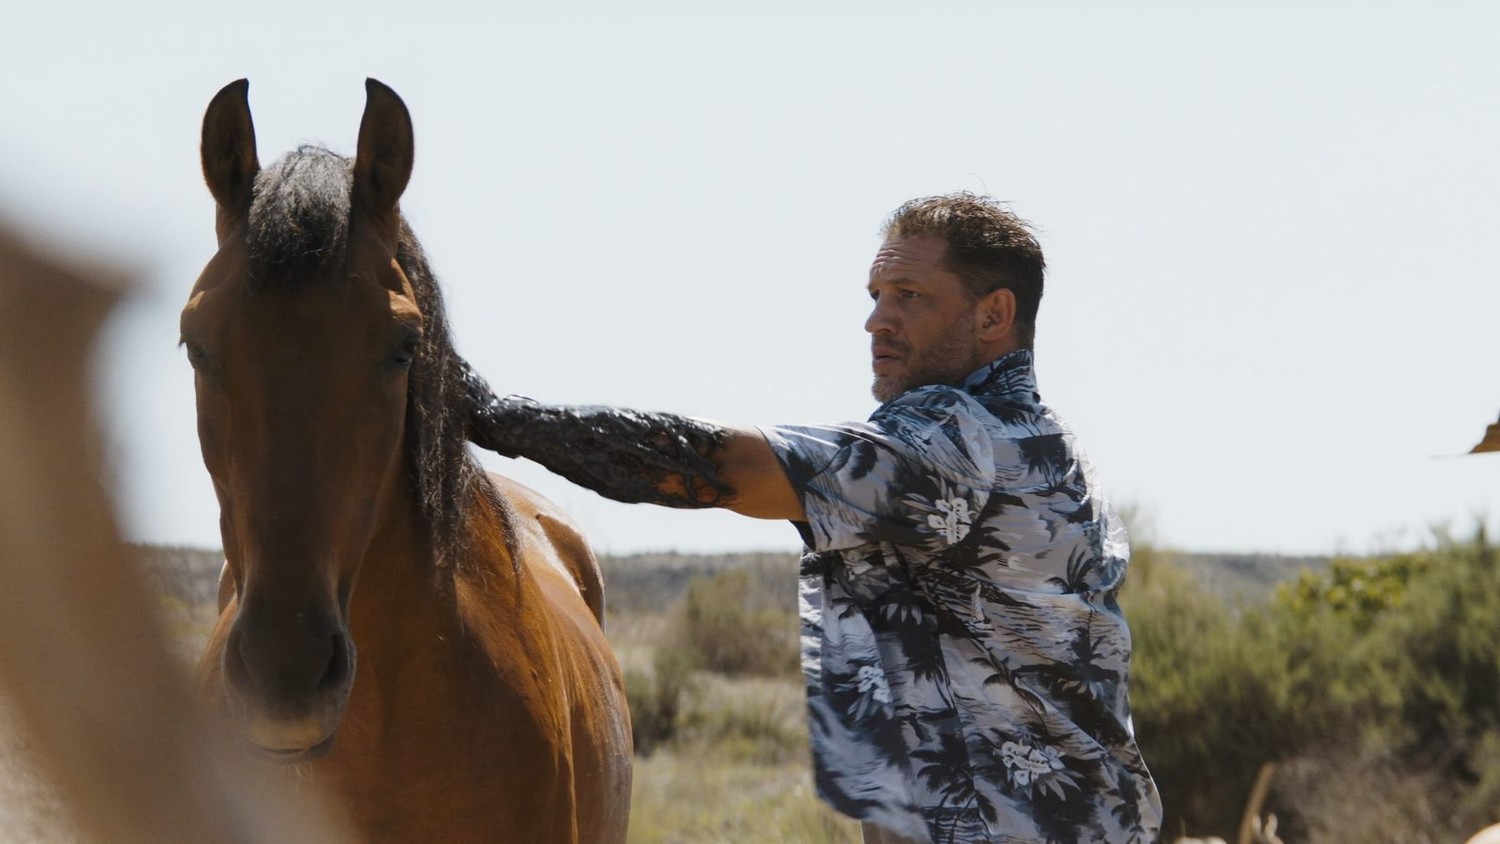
[221,607,356,760]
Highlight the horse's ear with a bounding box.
[201,79,260,219]
[352,78,413,223]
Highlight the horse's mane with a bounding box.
[245,145,506,567]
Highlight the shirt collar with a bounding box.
[960,348,1038,400]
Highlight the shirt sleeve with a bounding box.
[757,386,995,553]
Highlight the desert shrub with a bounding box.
[1127,541,1418,836]
[677,674,807,765]
[1123,543,1292,837]
[663,569,798,677]
[1259,528,1500,753]
[625,646,694,756]
[624,560,801,752]
[1277,553,1431,631]
[1370,529,1500,746]
[1126,525,1500,840]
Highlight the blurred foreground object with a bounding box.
[0,224,348,842]
[1470,413,1500,454]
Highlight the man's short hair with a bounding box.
[881,192,1045,348]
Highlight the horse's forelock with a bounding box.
[246,146,351,284]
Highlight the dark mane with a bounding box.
[246,145,500,565]
[397,219,507,565]
[247,146,351,282]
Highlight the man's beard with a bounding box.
[871,322,983,403]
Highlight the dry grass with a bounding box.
[628,747,859,844]
[624,667,860,842]
[604,610,670,675]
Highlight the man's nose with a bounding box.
[865,299,896,335]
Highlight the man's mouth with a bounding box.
[872,344,905,372]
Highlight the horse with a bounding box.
[0,225,349,842]
[186,79,632,842]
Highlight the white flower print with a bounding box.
[856,665,891,704]
[1000,740,1083,800]
[924,494,973,544]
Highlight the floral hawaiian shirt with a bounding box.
[758,350,1162,843]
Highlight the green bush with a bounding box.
[625,646,693,756]
[678,675,807,765]
[627,565,799,754]
[1277,553,1431,631]
[1123,544,1292,837]
[1370,528,1500,746]
[664,569,799,677]
[1124,526,1500,840]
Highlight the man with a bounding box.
[463,193,1162,843]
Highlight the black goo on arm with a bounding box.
[460,362,735,509]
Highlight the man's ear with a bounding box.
[976,287,1017,343]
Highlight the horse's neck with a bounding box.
[343,478,551,736]
[350,476,527,639]
[350,490,436,618]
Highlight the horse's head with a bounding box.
[182,79,422,761]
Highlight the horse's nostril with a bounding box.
[223,627,255,694]
[223,621,351,706]
[318,634,351,694]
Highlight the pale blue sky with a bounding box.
[5,3,1497,556]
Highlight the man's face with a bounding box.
[865,234,985,403]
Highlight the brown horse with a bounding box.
[185,79,631,843]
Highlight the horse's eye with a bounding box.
[390,336,419,368]
[184,343,210,370]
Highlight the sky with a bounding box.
[3,2,1497,557]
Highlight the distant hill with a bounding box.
[599,551,800,614]
[130,544,1329,615]
[1166,551,1331,605]
[130,544,222,605]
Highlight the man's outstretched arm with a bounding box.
[461,362,804,521]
